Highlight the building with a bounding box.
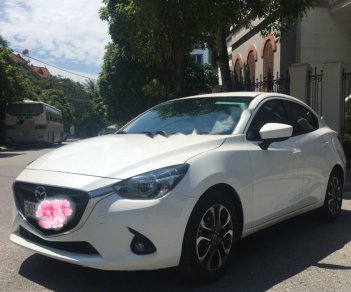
[30,65,51,78]
[190,48,217,67]
[11,52,52,78]
[11,53,30,69]
[226,0,351,134]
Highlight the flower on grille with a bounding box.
[36,199,73,230]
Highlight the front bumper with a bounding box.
[10,179,197,271]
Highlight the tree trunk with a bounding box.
[216,26,232,91]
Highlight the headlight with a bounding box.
[113,164,189,200]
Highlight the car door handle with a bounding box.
[323,140,330,145]
[292,148,302,156]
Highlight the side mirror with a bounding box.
[258,123,293,150]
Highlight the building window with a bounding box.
[247,51,256,83]
[234,59,242,83]
[190,54,203,66]
[263,40,274,80]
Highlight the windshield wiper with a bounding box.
[118,131,169,138]
[116,130,169,138]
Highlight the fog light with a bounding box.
[134,241,145,253]
[128,228,156,255]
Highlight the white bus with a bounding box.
[5,100,64,144]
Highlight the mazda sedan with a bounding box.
[10,92,346,281]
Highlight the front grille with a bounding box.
[19,226,99,255]
[14,182,89,236]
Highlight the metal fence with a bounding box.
[307,67,323,116]
[230,72,290,95]
[342,70,351,135]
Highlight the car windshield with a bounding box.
[122,96,252,135]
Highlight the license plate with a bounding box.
[24,200,37,219]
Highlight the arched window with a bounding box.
[234,59,242,84]
[263,40,274,81]
[247,51,256,83]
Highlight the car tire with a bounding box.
[58,133,63,145]
[180,190,239,282]
[319,170,343,221]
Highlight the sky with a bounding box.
[0,0,110,82]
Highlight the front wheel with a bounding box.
[180,191,239,282]
[319,170,343,220]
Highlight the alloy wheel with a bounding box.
[196,204,234,271]
[327,175,342,216]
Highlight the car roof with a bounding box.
[181,91,309,110]
[166,92,319,121]
[183,91,261,99]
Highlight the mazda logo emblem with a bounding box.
[34,186,47,202]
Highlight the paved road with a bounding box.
[0,142,351,291]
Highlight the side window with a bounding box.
[247,99,288,141]
[283,101,318,136]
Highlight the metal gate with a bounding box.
[307,67,323,116]
[231,71,290,95]
[342,70,351,135]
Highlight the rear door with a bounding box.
[282,100,330,206]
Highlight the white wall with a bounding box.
[190,48,210,64]
[298,6,351,70]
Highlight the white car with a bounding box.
[10,92,346,281]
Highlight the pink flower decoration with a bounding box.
[36,199,73,230]
[38,220,52,229]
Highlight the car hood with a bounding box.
[27,134,226,179]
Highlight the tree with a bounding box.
[0,34,106,139]
[0,46,38,121]
[38,88,74,132]
[197,0,313,90]
[100,1,207,95]
[181,62,218,97]
[100,0,312,91]
[99,42,155,123]
[0,35,8,48]
[34,76,106,136]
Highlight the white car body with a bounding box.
[10,92,346,273]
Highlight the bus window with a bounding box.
[6,103,43,116]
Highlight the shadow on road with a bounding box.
[18,208,351,291]
[0,143,66,155]
[6,143,63,151]
[0,152,24,158]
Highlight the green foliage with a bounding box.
[181,62,218,97]
[142,79,166,99]
[0,47,38,121]
[99,43,154,123]
[0,35,8,48]
[31,76,105,136]
[38,88,73,132]
[100,0,211,95]
[101,0,313,92]
[0,36,106,138]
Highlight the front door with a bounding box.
[246,99,304,226]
